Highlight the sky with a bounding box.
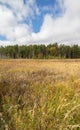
[0,0,80,46]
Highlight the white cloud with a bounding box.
[0,0,40,20]
[31,0,80,45]
[0,0,39,45]
[0,0,80,45]
[0,5,16,39]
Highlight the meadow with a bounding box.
[0,59,80,130]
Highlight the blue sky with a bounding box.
[0,0,59,42]
[32,0,59,33]
[1,0,57,40]
[0,0,80,45]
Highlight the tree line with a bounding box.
[0,43,80,59]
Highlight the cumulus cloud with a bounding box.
[0,0,40,19]
[32,0,80,44]
[0,0,80,45]
[0,0,40,45]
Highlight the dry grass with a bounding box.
[0,59,80,130]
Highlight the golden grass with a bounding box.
[0,59,80,130]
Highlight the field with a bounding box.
[0,59,80,130]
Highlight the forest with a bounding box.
[0,43,80,59]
